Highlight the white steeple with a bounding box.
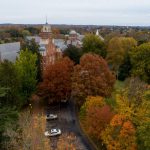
[96,29,99,36]
[96,29,104,41]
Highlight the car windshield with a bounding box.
[47,114,53,117]
[51,129,58,133]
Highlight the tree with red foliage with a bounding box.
[38,57,74,104]
[72,53,115,106]
[86,105,114,140]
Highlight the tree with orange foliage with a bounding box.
[86,105,114,141]
[101,114,137,150]
[38,57,74,103]
[72,53,115,106]
[80,96,113,143]
[52,28,60,35]
[80,96,105,118]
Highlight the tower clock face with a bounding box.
[42,24,51,33]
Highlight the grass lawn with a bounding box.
[114,80,125,91]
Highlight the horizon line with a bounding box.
[0,23,150,27]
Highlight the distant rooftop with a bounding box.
[26,36,41,43]
[69,30,77,35]
[0,42,20,62]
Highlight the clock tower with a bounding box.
[40,19,52,39]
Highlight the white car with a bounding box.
[44,129,61,137]
[46,114,57,120]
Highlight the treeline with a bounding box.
[64,34,150,83]
[0,26,40,44]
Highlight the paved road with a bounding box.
[45,101,95,150]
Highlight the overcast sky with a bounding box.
[0,0,150,26]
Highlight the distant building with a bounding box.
[39,22,62,66]
[66,30,84,48]
[26,21,62,66]
[0,42,20,62]
[53,39,67,51]
[26,27,84,56]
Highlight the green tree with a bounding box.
[0,86,18,149]
[16,49,37,104]
[130,42,150,83]
[22,39,42,81]
[63,45,82,64]
[107,37,137,78]
[82,34,106,58]
[137,121,150,150]
[6,29,22,38]
[0,60,21,107]
[0,107,18,149]
[24,27,40,35]
[118,55,132,81]
[21,30,31,37]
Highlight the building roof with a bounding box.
[26,36,41,43]
[53,39,67,51]
[69,30,77,35]
[0,42,20,62]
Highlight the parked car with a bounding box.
[46,114,57,120]
[44,129,61,137]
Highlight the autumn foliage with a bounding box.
[86,105,114,140]
[80,96,105,117]
[80,96,114,141]
[38,57,74,103]
[57,133,77,150]
[72,53,115,106]
[5,111,50,150]
[101,114,137,150]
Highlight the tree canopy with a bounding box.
[38,57,74,104]
[107,37,137,77]
[72,53,115,106]
[82,34,106,58]
[63,45,82,64]
[130,42,150,83]
[0,60,21,107]
[15,49,37,104]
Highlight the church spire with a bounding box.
[96,29,104,41]
[96,29,99,36]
